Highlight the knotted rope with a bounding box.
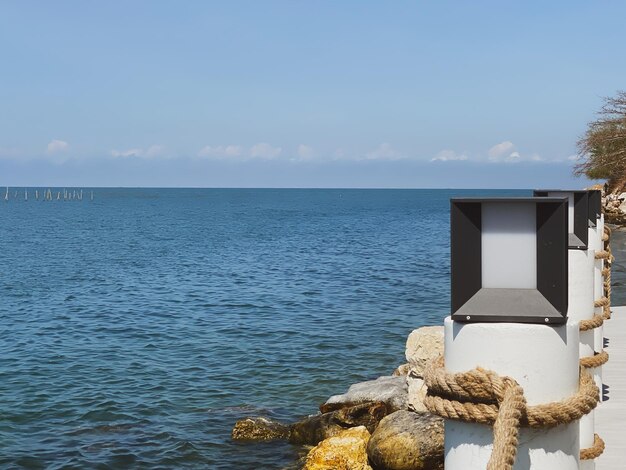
[424,356,599,470]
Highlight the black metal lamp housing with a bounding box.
[533,190,589,249]
[450,198,568,324]
[587,189,602,227]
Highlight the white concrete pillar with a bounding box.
[443,317,580,470]
[589,220,604,393]
[569,248,596,470]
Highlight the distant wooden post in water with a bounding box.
[2,187,93,203]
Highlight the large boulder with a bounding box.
[290,401,389,445]
[405,326,444,378]
[367,410,444,470]
[303,426,373,470]
[231,417,290,441]
[320,376,408,414]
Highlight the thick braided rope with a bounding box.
[579,313,604,331]
[603,224,613,315]
[424,357,599,427]
[595,250,611,260]
[580,351,609,369]
[424,357,599,468]
[595,297,609,308]
[487,377,525,470]
[578,349,608,460]
[594,297,612,320]
[581,434,606,460]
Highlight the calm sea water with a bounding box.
[0,188,526,469]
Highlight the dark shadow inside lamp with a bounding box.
[450,198,568,324]
[587,190,602,227]
[533,190,589,249]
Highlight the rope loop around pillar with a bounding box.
[594,296,609,308]
[580,434,606,460]
[580,350,609,369]
[579,313,604,331]
[595,250,611,260]
[424,356,601,469]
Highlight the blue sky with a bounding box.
[1,1,624,188]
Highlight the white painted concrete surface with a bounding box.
[569,248,597,455]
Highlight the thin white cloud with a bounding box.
[197,145,243,159]
[296,144,314,161]
[487,140,515,160]
[46,139,69,154]
[250,142,282,159]
[431,149,468,162]
[111,148,143,158]
[486,141,544,163]
[365,143,403,161]
[145,145,164,157]
[111,145,164,159]
[488,141,515,160]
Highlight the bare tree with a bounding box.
[576,91,626,193]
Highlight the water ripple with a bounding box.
[0,188,526,468]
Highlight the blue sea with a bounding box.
[1,188,526,469]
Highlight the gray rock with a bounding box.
[367,410,444,470]
[321,376,408,414]
[290,401,389,445]
[231,416,290,441]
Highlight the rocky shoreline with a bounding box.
[231,189,626,469]
[232,326,445,469]
[603,192,626,225]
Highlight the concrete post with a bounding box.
[590,215,604,392]
[569,248,596,470]
[443,317,580,469]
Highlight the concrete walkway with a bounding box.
[595,305,626,469]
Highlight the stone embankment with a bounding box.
[604,191,626,225]
[231,325,445,470]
